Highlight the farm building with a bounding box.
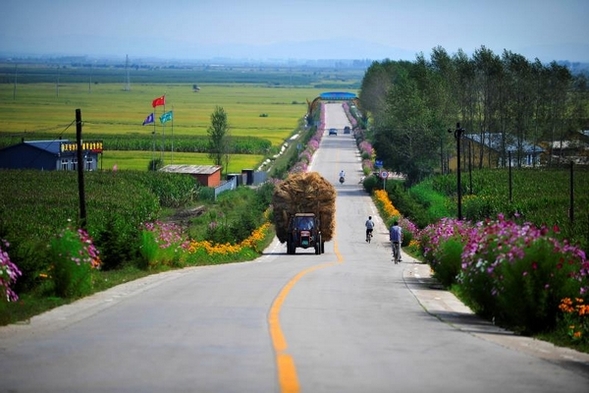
[543,130,589,165]
[449,133,544,171]
[159,164,222,187]
[0,139,103,171]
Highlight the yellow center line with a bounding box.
[268,240,343,393]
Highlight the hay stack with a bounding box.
[272,171,336,243]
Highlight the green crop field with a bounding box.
[101,150,263,172]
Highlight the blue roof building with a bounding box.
[0,139,103,171]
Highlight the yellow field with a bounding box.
[0,83,327,147]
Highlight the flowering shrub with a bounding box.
[358,141,373,160]
[418,213,589,335]
[140,221,189,269]
[49,224,101,298]
[186,221,271,264]
[239,222,272,253]
[289,120,324,175]
[558,297,589,344]
[0,240,22,302]
[459,215,588,333]
[419,218,472,287]
[342,102,358,129]
[374,189,401,219]
[373,189,417,247]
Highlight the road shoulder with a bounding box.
[402,260,589,378]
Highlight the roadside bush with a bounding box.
[433,238,463,287]
[190,183,275,246]
[49,225,101,298]
[0,239,21,302]
[419,218,472,287]
[459,215,588,334]
[95,216,142,271]
[7,238,48,294]
[139,221,188,269]
[362,174,379,194]
[386,181,429,228]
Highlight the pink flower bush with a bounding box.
[359,141,373,158]
[0,239,21,302]
[49,224,101,297]
[419,214,588,334]
[289,106,325,175]
[141,221,190,268]
[342,102,358,128]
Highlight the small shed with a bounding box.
[160,164,222,187]
[0,139,102,171]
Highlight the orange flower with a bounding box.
[559,298,574,313]
[374,189,401,219]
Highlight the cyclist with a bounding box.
[365,216,374,242]
[389,220,403,263]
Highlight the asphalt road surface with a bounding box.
[1,103,588,392]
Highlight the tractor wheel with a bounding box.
[316,233,323,254]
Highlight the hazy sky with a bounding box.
[2,0,588,62]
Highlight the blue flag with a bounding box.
[142,113,154,126]
[159,111,173,124]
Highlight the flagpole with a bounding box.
[162,95,166,165]
[152,113,156,166]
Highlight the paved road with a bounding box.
[0,102,588,392]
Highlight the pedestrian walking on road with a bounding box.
[365,216,374,242]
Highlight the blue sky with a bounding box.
[1,0,588,62]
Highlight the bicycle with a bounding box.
[392,242,401,263]
[366,230,373,243]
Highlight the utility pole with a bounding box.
[76,109,87,229]
[449,122,465,220]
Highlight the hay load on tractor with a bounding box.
[272,171,336,254]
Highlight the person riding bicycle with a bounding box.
[389,220,403,263]
[365,216,374,242]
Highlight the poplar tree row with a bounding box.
[359,45,589,185]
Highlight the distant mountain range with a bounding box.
[0,36,418,62]
[1,35,588,66]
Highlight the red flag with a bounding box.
[152,95,165,108]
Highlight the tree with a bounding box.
[374,72,439,186]
[207,106,231,171]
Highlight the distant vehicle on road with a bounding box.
[329,128,338,135]
[343,126,351,134]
